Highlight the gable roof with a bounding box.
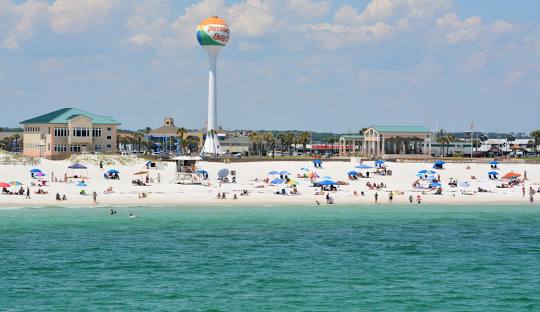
[20,108,120,125]
[370,125,431,133]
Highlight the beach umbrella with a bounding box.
[375,159,385,165]
[356,164,373,169]
[68,163,87,169]
[76,182,87,187]
[487,171,499,176]
[271,178,285,184]
[134,171,149,175]
[0,182,11,188]
[347,171,358,176]
[418,169,428,174]
[35,172,45,177]
[435,160,445,165]
[300,167,310,171]
[9,181,23,186]
[107,169,120,174]
[418,170,436,175]
[280,171,291,175]
[268,170,279,175]
[430,182,442,188]
[322,175,333,179]
[218,168,229,178]
[318,180,337,186]
[502,172,521,180]
[313,159,322,164]
[489,160,499,165]
[29,168,42,173]
[195,169,208,175]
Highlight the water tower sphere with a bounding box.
[196,16,230,47]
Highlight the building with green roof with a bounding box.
[20,108,121,159]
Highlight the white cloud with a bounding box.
[129,33,153,46]
[0,0,118,50]
[237,40,262,52]
[285,0,330,18]
[49,0,119,34]
[228,0,274,37]
[436,13,514,44]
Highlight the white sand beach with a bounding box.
[0,155,538,207]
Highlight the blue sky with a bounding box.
[0,0,539,133]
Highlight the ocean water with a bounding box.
[1,205,539,311]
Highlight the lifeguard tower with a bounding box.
[171,156,203,184]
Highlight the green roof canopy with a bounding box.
[20,108,120,125]
[370,125,431,133]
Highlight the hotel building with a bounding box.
[20,108,120,159]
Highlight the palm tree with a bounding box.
[530,130,540,155]
[249,132,262,156]
[12,133,21,151]
[185,135,200,154]
[134,131,145,153]
[177,127,187,154]
[283,132,295,154]
[298,131,311,154]
[261,132,275,157]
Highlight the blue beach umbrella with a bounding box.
[435,160,445,165]
[488,171,499,175]
[268,171,279,175]
[430,182,442,188]
[195,169,208,175]
[418,169,428,174]
[489,161,499,165]
[356,164,373,169]
[271,178,285,184]
[375,159,385,165]
[419,170,436,175]
[313,159,322,164]
[29,168,42,173]
[318,180,337,186]
[300,167,310,171]
[76,182,87,187]
[321,175,333,179]
[107,169,120,174]
[347,171,358,176]
[68,163,87,169]
[280,171,291,175]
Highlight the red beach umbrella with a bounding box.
[0,182,11,188]
[502,172,521,180]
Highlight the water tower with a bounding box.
[197,16,230,156]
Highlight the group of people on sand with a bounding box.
[55,193,67,201]
[2,186,26,195]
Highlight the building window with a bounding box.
[70,145,81,152]
[48,143,50,151]
[92,128,102,137]
[72,127,90,137]
[107,135,112,140]
[54,127,69,137]
[54,144,67,152]
[94,144,102,151]
[107,127,112,131]
[106,144,111,149]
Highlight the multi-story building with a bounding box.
[20,108,121,159]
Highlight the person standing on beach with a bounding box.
[99,161,103,170]
[374,192,378,204]
[157,173,161,184]
[530,194,534,204]
[26,187,30,199]
[417,195,422,204]
[92,191,97,204]
[389,191,393,203]
[522,186,526,197]
[409,195,413,204]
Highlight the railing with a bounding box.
[0,159,40,166]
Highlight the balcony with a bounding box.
[68,135,92,145]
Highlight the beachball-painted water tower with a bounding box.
[197,16,230,156]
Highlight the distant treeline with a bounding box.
[0,127,23,132]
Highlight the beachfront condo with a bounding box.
[20,108,121,159]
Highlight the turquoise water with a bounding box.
[1,205,540,311]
